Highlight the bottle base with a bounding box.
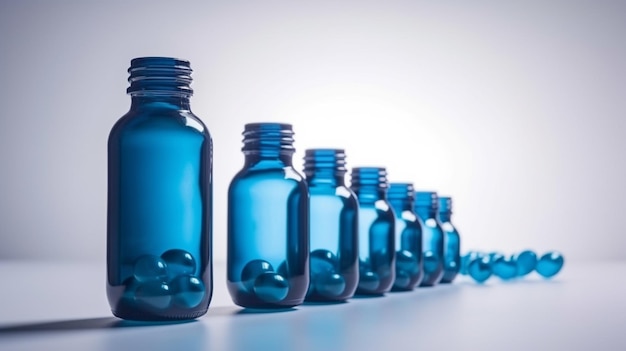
[111,308,208,322]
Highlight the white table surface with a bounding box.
[0,260,624,351]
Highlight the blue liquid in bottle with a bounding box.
[227,123,309,308]
[304,149,359,302]
[438,196,461,284]
[350,167,396,295]
[414,191,445,287]
[107,57,213,321]
[388,183,423,291]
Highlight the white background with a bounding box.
[0,0,624,262]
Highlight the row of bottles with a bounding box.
[106,57,461,320]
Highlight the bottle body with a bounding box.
[439,196,461,283]
[415,191,445,287]
[107,57,212,321]
[388,183,423,291]
[227,123,309,308]
[304,149,359,302]
[351,167,396,295]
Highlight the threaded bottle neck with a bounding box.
[388,182,415,211]
[438,196,453,221]
[303,149,346,186]
[126,57,193,97]
[350,167,388,202]
[242,123,295,163]
[414,191,439,220]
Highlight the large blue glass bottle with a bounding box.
[414,191,445,287]
[304,149,359,302]
[350,167,395,295]
[107,57,213,321]
[438,196,461,283]
[388,183,423,291]
[227,123,309,308]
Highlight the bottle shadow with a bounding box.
[0,317,195,334]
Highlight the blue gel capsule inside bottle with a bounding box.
[414,191,445,287]
[467,255,492,283]
[514,250,537,277]
[227,123,309,308]
[535,251,564,278]
[303,149,359,302]
[388,183,423,291]
[107,57,213,321]
[351,167,396,295]
[438,196,461,284]
[491,255,518,280]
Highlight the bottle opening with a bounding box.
[350,167,388,190]
[414,191,439,209]
[438,196,453,213]
[242,123,295,154]
[127,56,193,96]
[388,182,415,201]
[303,149,347,178]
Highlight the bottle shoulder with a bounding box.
[109,108,210,140]
[230,165,306,189]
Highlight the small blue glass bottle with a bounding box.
[304,149,359,302]
[350,167,395,295]
[388,183,423,291]
[414,191,445,287]
[107,57,213,321]
[227,123,309,308]
[438,196,461,283]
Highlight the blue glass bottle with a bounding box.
[227,123,309,308]
[107,57,213,321]
[387,183,423,291]
[414,191,445,287]
[350,167,395,295]
[304,149,359,302]
[438,196,460,283]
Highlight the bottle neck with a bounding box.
[244,153,294,167]
[303,149,347,187]
[415,206,437,221]
[130,94,191,111]
[389,198,413,212]
[439,211,452,222]
[242,123,295,167]
[350,167,388,203]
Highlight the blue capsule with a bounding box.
[135,281,172,309]
[133,255,168,283]
[170,275,206,308]
[460,251,481,275]
[423,250,439,274]
[253,272,289,303]
[310,249,337,275]
[358,270,380,292]
[492,256,518,280]
[535,251,564,278]
[241,259,274,292]
[121,277,140,301]
[396,250,419,275]
[514,250,537,276]
[467,256,492,283]
[161,249,196,278]
[316,273,346,298]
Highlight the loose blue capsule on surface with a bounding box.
[423,250,439,274]
[396,250,419,275]
[492,256,518,280]
[467,256,492,283]
[316,273,346,297]
[253,272,289,303]
[487,252,504,265]
[358,270,380,292]
[460,251,481,275]
[171,275,206,308]
[310,249,337,275]
[161,249,196,278]
[133,255,168,283]
[514,250,537,276]
[241,259,274,292]
[135,281,172,309]
[535,251,564,278]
